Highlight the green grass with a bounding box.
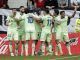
[0,55,80,60]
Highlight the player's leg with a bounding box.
[25,32,30,56]
[40,31,46,56]
[55,31,63,55]
[9,41,14,56]
[47,34,53,55]
[19,29,25,56]
[7,33,14,56]
[34,32,41,55]
[14,41,19,56]
[14,31,19,56]
[64,34,72,55]
[31,32,37,56]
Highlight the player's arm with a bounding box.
[29,13,42,21]
[14,12,23,22]
[68,6,77,19]
[55,17,62,25]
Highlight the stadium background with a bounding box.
[0,0,80,59]
[0,9,80,56]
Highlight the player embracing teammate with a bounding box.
[6,6,77,56]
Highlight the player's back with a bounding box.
[42,14,53,28]
[25,13,36,32]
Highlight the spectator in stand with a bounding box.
[45,0,58,9]
[1,4,9,9]
[58,0,68,9]
[70,0,80,8]
[34,0,45,9]
[0,0,3,8]
[27,0,35,10]
[0,0,8,8]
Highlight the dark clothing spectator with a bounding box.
[2,4,9,9]
[0,0,8,8]
[27,0,35,10]
[45,0,58,9]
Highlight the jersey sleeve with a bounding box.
[40,16,45,21]
[15,12,21,20]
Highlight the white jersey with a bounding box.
[25,13,36,32]
[15,12,26,35]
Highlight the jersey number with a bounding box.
[28,17,33,23]
[47,19,51,26]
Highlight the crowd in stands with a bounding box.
[0,0,80,10]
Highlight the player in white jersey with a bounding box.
[54,7,77,55]
[50,9,60,56]
[15,6,26,56]
[6,9,18,56]
[31,9,54,55]
[24,11,38,56]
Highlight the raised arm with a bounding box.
[68,6,77,19]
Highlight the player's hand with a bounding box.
[74,6,78,11]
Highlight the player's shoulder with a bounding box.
[48,15,53,20]
[6,15,11,20]
[15,12,21,17]
[23,13,26,17]
[65,16,68,18]
[55,15,60,19]
[16,12,20,15]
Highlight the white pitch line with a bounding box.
[55,55,80,60]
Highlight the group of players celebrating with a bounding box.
[6,6,77,56]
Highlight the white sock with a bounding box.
[41,44,45,55]
[15,50,18,56]
[32,42,35,56]
[11,53,14,56]
[58,43,63,54]
[25,43,28,56]
[48,44,53,53]
[55,45,59,55]
[21,44,24,56]
[9,44,13,56]
[67,46,72,55]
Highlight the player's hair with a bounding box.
[60,11,65,15]
[12,8,16,10]
[54,9,59,15]
[19,6,24,9]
